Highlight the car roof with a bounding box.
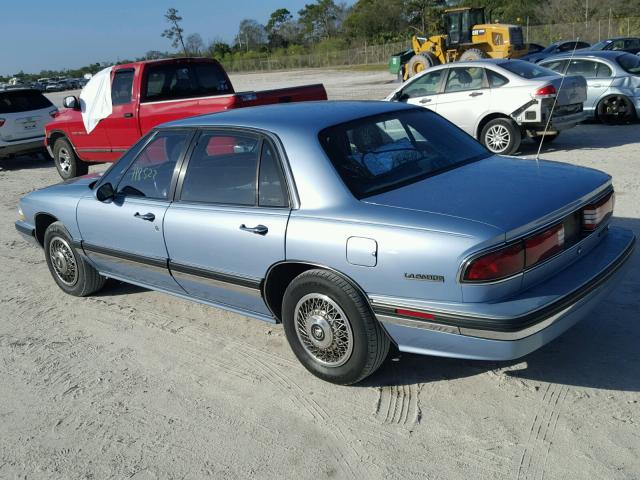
[161,100,415,134]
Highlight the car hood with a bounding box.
[35,173,101,197]
[363,155,611,239]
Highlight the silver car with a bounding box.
[539,51,640,124]
[386,59,587,155]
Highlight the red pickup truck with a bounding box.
[45,57,327,179]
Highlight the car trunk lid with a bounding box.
[363,155,611,240]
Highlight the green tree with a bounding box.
[266,8,298,48]
[298,0,346,42]
[186,33,205,55]
[235,19,267,51]
[161,8,187,55]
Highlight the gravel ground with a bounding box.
[0,68,638,479]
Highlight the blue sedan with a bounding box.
[15,101,635,384]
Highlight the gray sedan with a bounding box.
[539,50,640,124]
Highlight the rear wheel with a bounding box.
[282,269,390,385]
[53,137,88,180]
[480,118,521,155]
[44,222,105,296]
[406,52,440,78]
[597,95,636,125]
[459,48,488,61]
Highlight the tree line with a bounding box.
[3,0,639,82]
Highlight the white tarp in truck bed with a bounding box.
[80,66,112,134]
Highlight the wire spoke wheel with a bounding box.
[294,293,353,367]
[48,236,78,287]
[485,124,511,153]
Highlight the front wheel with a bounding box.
[282,269,390,385]
[480,118,521,155]
[44,222,106,296]
[53,138,88,180]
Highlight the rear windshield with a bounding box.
[319,109,490,199]
[0,90,53,114]
[616,53,640,74]
[142,61,233,102]
[500,60,558,79]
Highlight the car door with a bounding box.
[434,66,491,135]
[101,68,142,158]
[400,68,446,110]
[76,129,192,292]
[565,59,613,112]
[164,130,291,316]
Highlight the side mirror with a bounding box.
[96,183,115,202]
[63,96,79,109]
[392,90,410,102]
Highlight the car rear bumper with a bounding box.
[0,137,45,157]
[524,110,588,134]
[372,226,635,361]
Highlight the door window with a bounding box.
[180,132,261,206]
[117,131,189,199]
[596,62,613,78]
[111,69,134,105]
[402,70,445,98]
[444,67,484,92]
[566,60,599,77]
[258,143,288,207]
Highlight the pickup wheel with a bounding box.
[53,138,88,180]
[44,222,106,296]
[282,269,390,385]
[480,118,521,155]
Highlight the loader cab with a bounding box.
[445,7,486,46]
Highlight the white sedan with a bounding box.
[386,59,588,154]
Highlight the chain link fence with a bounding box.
[525,16,640,45]
[221,41,406,73]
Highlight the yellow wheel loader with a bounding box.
[389,7,529,80]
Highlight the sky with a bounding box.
[1,0,353,76]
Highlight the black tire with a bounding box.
[480,117,521,155]
[282,269,390,385]
[406,52,440,78]
[459,48,488,61]
[53,137,88,180]
[44,222,106,296]
[597,95,636,125]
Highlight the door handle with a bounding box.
[134,212,155,221]
[239,224,268,235]
[123,113,134,118]
[419,98,432,104]
[469,92,484,97]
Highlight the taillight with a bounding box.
[534,84,557,97]
[463,243,525,282]
[583,192,614,231]
[0,118,5,127]
[525,224,564,267]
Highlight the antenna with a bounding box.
[535,38,580,162]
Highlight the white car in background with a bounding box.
[386,59,588,154]
[0,89,57,158]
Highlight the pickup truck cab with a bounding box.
[45,57,327,179]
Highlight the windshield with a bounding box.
[590,40,611,50]
[319,109,490,199]
[543,42,560,53]
[616,53,640,74]
[500,60,558,79]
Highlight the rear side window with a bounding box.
[566,60,598,77]
[258,142,288,207]
[444,67,484,92]
[540,60,568,74]
[596,62,613,78]
[111,69,134,105]
[0,90,53,113]
[180,132,260,206]
[487,69,509,87]
[142,62,232,102]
